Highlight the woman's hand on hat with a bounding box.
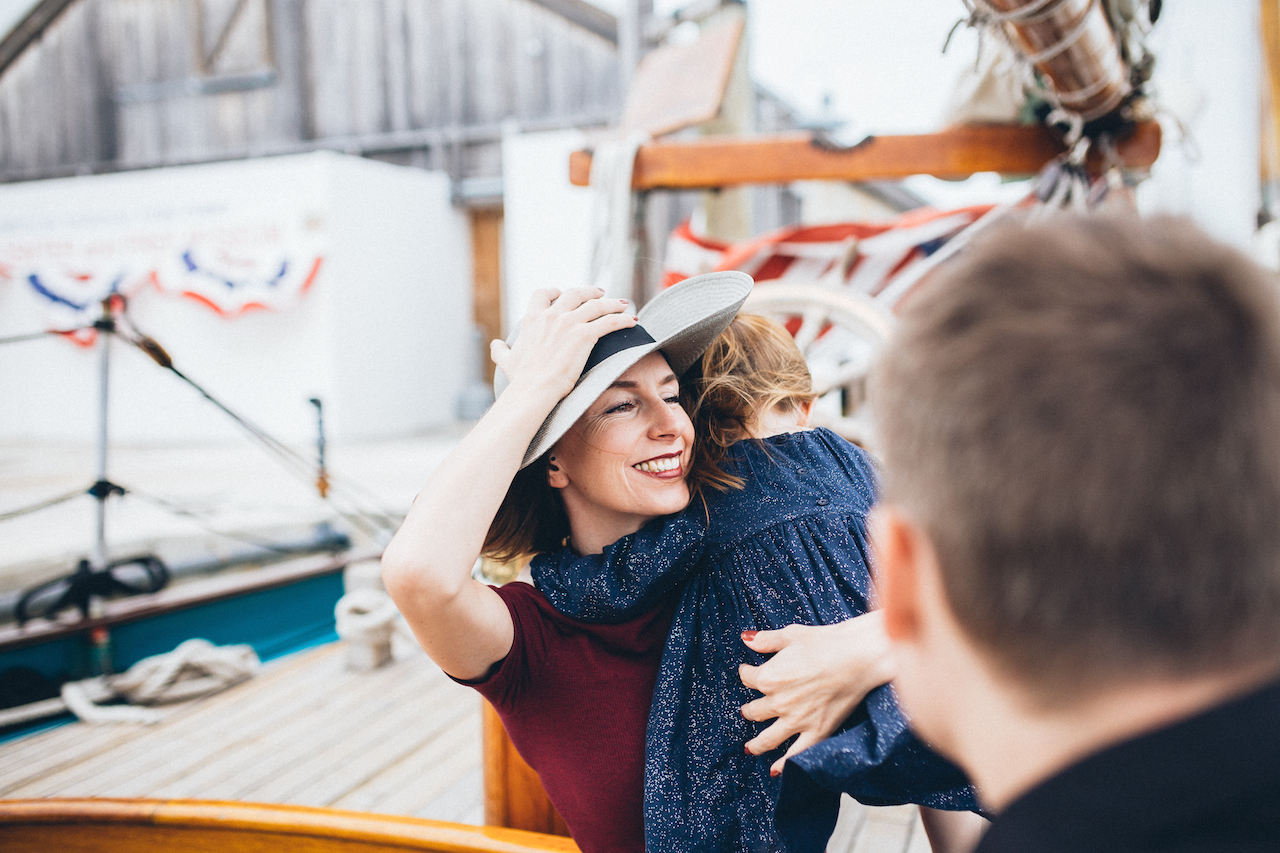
[738,612,896,777]
[491,287,635,402]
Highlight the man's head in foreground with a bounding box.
[870,212,1280,809]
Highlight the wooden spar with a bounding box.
[986,0,1130,121]
[567,120,1161,189]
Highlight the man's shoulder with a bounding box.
[977,677,1280,853]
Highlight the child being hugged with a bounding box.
[534,314,976,853]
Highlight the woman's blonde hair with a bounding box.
[683,312,816,495]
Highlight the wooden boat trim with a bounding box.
[0,798,581,852]
[568,121,1162,189]
[0,547,380,654]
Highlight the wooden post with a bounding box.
[469,208,504,384]
[697,4,753,243]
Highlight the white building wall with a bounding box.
[1137,0,1262,251]
[0,151,469,444]
[501,129,595,332]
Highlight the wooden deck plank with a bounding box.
[827,795,871,853]
[904,814,932,853]
[329,708,480,814]
[2,646,356,798]
[852,804,918,853]
[22,654,339,795]
[210,662,457,802]
[0,725,145,793]
[406,736,484,819]
[417,766,485,824]
[0,644,484,827]
[362,718,486,817]
[143,655,439,800]
[266,680,476,806]
[95,650,365,798]
[287,690,478,808]
[0,645,337,793]
[143,650,437,799]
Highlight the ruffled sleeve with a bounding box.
[531,511,708,623]
[774,686,979,853]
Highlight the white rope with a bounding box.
[112,639,259,704]
[59,638,259,725]
[62,679,160,725]
[1015,0,1100,66]
[968,0,1071,26]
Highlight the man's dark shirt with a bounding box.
[977,676,1280,852]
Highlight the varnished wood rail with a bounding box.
[568,121,1162,189]
[0,798,581,853]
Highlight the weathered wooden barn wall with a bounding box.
[0,0,622,184]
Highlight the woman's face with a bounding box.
[549,352,694,554]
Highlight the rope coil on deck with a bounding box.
[61,638,260,725]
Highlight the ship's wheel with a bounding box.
[743,282,893,447]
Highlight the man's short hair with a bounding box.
[871,213,1280,697]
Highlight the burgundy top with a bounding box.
[462,581,674,853]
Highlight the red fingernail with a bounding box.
[770,769,781,778]
[745,746,752,755]
[741,630,757,641]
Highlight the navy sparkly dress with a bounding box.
[533,428,975,853]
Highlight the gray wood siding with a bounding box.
[0,0,622,182]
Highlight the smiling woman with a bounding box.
[547,353,694,555]
[380,273,751,853]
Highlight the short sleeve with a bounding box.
[531,512,708,624]
[455,582,548,710]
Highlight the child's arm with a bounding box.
[738,613,895,775]
[531,510,708,623]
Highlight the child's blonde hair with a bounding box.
[683,312,817,495]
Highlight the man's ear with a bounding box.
[546,455,569,490]
[870,504,926,644]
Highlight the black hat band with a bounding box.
[582,325,656,374]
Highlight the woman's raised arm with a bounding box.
[381,287,635,681]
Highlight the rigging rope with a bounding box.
[0,328,92,346]
[0,489,87,523]
[121,487,328,554]
[111,302,399,538]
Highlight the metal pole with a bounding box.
[309,397,329,498]
[91,301,112,573]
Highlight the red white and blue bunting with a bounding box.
[0,213,325,345]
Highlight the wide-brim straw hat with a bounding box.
[495,270,753,469]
